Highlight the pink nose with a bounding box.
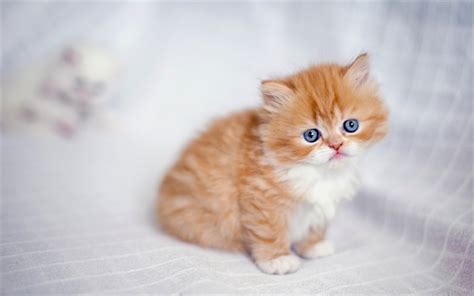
[329,141,343,151]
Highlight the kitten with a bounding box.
[2,45,118,138]
[157,54,388,274]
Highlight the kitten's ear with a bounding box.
[344,53,372,88]
[261,80,294,112]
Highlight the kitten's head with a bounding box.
[260,54,388,170]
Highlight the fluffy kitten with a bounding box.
[157,54,388,274]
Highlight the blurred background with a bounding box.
[1,1,472,294]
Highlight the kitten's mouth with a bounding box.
[330,151,346,161]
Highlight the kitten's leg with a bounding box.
[293,227,334,259]
[239,191,300,275]
[158,173,243,251]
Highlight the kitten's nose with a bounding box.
[328,140,343,151]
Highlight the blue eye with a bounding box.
[303,129,320,143]
[343,119,359,133]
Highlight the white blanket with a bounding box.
[1,2,472,294]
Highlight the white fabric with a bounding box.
[1,2,472,294]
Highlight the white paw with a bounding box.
[303,240,335,259]
[256,254,301,275]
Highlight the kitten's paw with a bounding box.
[303,240,335,259]
[256,254,301,275]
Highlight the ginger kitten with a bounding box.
[157,54,388,274]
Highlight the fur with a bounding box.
[157,54,388,274]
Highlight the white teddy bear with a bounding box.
[2,45,119,138]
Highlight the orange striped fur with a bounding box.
[157,54,388,274]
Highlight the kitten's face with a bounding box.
[260,54,388,169]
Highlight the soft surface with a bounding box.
[1,2,472,294]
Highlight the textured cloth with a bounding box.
[1,2,473,294]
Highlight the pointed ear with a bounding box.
[261,80,294,112]
[344,53,372,88]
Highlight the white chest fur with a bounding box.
[281,163,360,242]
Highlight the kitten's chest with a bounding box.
[283,165,359,242]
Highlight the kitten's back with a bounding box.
[157,109,260,251]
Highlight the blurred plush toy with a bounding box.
[2,45,119,138]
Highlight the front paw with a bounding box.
[256,254,301,275]
[299,240,335,259]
